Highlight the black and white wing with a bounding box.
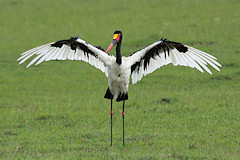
[127,39,222,84]
[17,36,113,76]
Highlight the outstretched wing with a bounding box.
[127,39,222,84]
[17,36,113,76]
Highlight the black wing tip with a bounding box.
[51,35,81,51]
[51,35,79,47]
[161,37,168,41]
[163,39,188,53]
[95,46,105,52]
[130,37,189,74]
[175,42,188,53]
[71,35,79,40]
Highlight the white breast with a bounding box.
[107,58,131,99]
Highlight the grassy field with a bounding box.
[0,0,240,159]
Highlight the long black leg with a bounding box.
[110,99,113,146]
[122,100,125,146]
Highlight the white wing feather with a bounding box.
[128,40,221,84]
[17,37,113,77]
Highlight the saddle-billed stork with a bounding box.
[17,30,221,146]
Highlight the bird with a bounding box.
[17,30,222,146]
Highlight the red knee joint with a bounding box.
[111,110,113,116]
[122,111,125,117]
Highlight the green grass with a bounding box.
[0,0,240,159]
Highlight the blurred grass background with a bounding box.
[0,0,240,159]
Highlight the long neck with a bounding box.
[116,40,122,65]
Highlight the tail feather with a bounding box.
[116,92,128,102]
[104,88,113,99]
[104,88,128,102]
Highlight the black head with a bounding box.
[114,30,122,35]
[114,30,123,40]
[106,30,123,53]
